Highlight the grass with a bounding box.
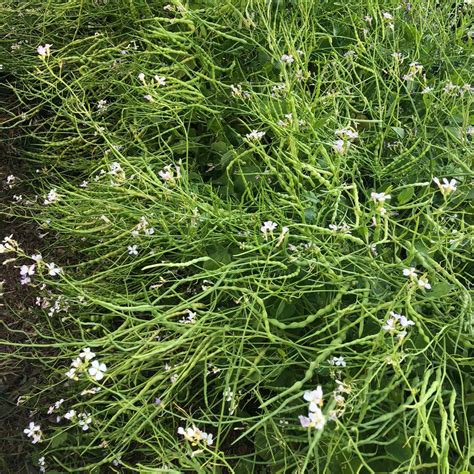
[0,0,473,472]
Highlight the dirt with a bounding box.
[0,151,46,473]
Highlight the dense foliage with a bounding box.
[1,0,473,472]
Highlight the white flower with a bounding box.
[178,425,214,445]
[281,54,294,64]
[158,164,181,182]
[79,347,96,361]
[64,409,76,420]
[71,357,83,369]
[382,317,397,333]
[403,267,417,278]
[245,130,266,141]
[37,44,52,58]
[399,315,415,327]
[335,128,358,140]
[109,162,123,176]
[45,262,62,276]
[80,387,101,396]
[332,139,349,155]
[303,386,324,412]
[180,309,196,324]
[335,379,351,394]
[88,359,107,381]
[154,75,166,86]
[223,388,234,402]
[329,356,346,367]
[144,94,154,102]
[382,12,393,20]
[371,192,391,203]
[47,398,65,414]
[65,367,77,379]
[6,174,16,188]
[433,177,457,195]
[44,188,59,205]
[31,253,43,262]
[417,277,431,290]
[260,220,277,237]
[298,407,326,430]
[230,84,250,99]
[334,393,345,406]
[20,264,35,277]
[38,456,46,473]
[78,412,92,431]
[97,99,107,111]
[201,432,214,445]
[329,223,351,233]
[128,245,138,255]
[23,422,42,443]
[421,86,433,94]
[138,72,145,82]
[0,235,18,254]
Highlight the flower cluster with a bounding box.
[299,386,326,430]
[433,177,457,196]
[47,398,65,414]
[138,73,167,102]
[38,456,46,473]
[178,425,214,446]
[23,422,42,444]
[37,44,52,59]
[6,174,16,188]
[64,410,93,431]
[18,257,61,286]
[179,309,196,324]
[443,81,473,96]
[271,83,287,98]
[382,12,394,30]
[403,62,423,82]
[403,267,431,290]
[65,348,107,382]
[245,130,266,141]
[158,163,181,183]
[371,191,391,215]
[109,162,126,185]
[332,127,358,155]
[260,220,277,239]
[329,356,346,367]
[230,84,250,99]
[97,99,108,112]
[280,53,294,64]
[132,216,155,237]
[328,223,351,234]
[0,235,20,254]
[330,380,351,419]
[44,188,59,205]
[382,311,415,340]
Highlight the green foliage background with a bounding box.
[0,0,473,472]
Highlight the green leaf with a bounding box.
[211,141,228,154]
[427,282,454,299]
[397,187,415,204]
[50,430,69,448]
[391,126,406,139]
[204,246,232,270]
[304,208,316,222]
[385,439,412,463]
